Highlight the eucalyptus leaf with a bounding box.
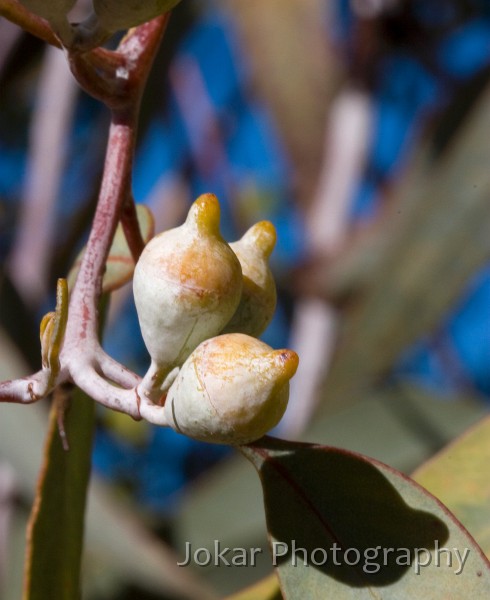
[0,400,216,599]
[241,437,490,599]
[19,0,76,21]
[23,387,95,600]
[413,415,490,558]
[19,0,75,39]
[93,0,181,33]
[224,573,282,600]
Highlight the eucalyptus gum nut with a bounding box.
[222,221,277,338]
[133,194,242,371]
[164,333,299,445]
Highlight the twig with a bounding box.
[0,16,171,427]
[61,18,170,419]
[0,370,51,404]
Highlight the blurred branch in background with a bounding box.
[1,1,490,597]
[281,88,373,438]
[169,54,236,210]
[7,44,78,307]
[0,461,16,598]
[318,77,490,413]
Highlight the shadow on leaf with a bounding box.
[242,437,449,587]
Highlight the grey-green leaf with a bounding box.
[241,437,490,599]
[19,0,76,36]
[93,0,182,33]
[23,387,95,600]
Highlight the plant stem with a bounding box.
[64,16,169,347]
[0,15,171,427]
[64,109,137,346]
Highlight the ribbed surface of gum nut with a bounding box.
[223,221,277,337]
[164,333,299,445]
[133,194,243,370]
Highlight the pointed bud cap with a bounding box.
[240,220,276,258]
[223,221,277,338]
[185,193,221,238]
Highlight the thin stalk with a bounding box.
[0,15,171,428]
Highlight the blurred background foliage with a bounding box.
[0,0,490,598]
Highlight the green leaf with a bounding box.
[413,415,490,559]
[241,437,490,599]
[67,203,154,293]
[0,399,216,599]
[93,0,181,33]
[18,0,75,39]
[19,0,76,21]
[224,573,282,600]
[23,387,95,600]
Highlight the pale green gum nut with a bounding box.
[222,221,277,338]
[133,194,242,376]
[164,333,299,445]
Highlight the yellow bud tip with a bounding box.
[272,349,299,381]
[187,193,221,236]
[243,221,277,257]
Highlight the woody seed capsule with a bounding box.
[164,333,299,445]
[133,194,242,376]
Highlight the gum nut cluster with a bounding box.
[222,221,277,338]
[164,333,299,445]
[133,194,243,370]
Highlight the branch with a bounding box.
[280,88,373,438]
[8,45,78,306]
[0,14,171,427]
[0,371,51,404]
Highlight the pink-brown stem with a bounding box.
[63,110,137,347]
[0,14,171,427]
